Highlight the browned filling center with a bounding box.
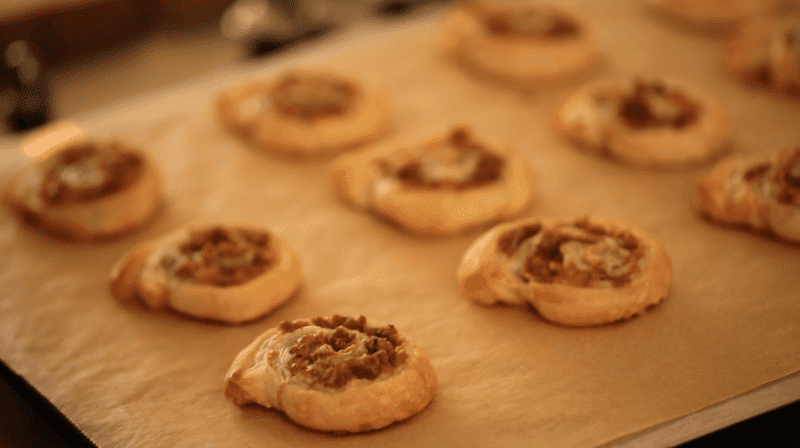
[618,81,699,129]
[497,223,542,256]
[384,128,505,190]
[772,147,800,204]
[504,219,645,288]
[271,73,358,120]
[277,315,408,389]
[160,226,274,286]
[743,163,771,182]
[473,4,579,38]
[40,143,143,205]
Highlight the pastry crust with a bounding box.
[329,126,537,235]
[552,76,732,168]
[441,0,600,88]
[215,69,391,158]
[2,137,162,241]
[723,15,800,100]
[110,223,302,323]
[457,216,672,326]
[224,315,437,433]
[642,0,782,30]
[694,146,800,242]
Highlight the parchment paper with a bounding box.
[1,1,799,447]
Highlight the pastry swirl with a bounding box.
[695,146,800,242]
[552,76,732,167]
[723,15,800,100]
[110,223,302,323]
[441,0,600,87]
[329,127,536,235]
[2,138,162,240]
[216,69,391,158]
[224,315,437,432]
[457,216,672,326]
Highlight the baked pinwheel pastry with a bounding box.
[457,216,672,326]
[224,315,437,433]
[723,15,800,100]
[695,146,800,242]
[441,0,600,87]
[110,223,302,324]
[2,138,162,240]
[642,0,782,30]
[216,69,391,158]
[329,127,537,235]
[552,77,732,167]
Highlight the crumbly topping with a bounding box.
[160,226,274,286]
[379,128,505,190]
[275,315,408,390]
[469,1,579,38]
[616,81,699,129]
[271,72,358,120]
[40,142,143,205]
[503,218,646,288]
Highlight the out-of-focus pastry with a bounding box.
[642,0,784,31]
[110,223,302,324]
[2,136,162,240]
[552,76,732,168]
[723,15,800,100]
[441,0,600,88]
[329,126,536,235]
[695,146,800,242]
[216,69,391,158]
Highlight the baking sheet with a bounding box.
[1,1,799,447]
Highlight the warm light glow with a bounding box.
[22,121,84,158]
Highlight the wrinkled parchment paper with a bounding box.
[1,2,799,447]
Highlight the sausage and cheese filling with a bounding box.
[741,161,771,193]
[469,2,579,38]
[499,219,647,288]
[271,72,358,120]
[379,128,505,190]
[160,227,274,286]
[40,143,143,205]
[269,315,408,390]
[615,81,700,129]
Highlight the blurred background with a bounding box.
[1,0,448,133]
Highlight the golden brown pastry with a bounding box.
[552,76,732,167]
[457,216,672,326]
[441,0,600,87]
[695,146,800,241]
[110,223,302,324]
[216,69,391,158]
[2,137,162,240]
[329,126,537,235]
[224,315,437,433]
[723,15,800,100]
[642,0,783,30]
